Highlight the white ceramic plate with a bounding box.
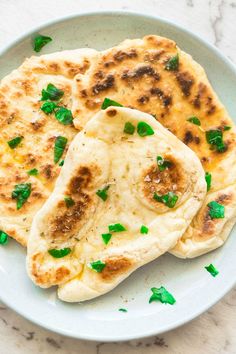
[0,11,236,342]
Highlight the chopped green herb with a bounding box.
[151,114,157,119]
[102,233,112,245]
[58,159,64,167]
[101,98,123,109]
[64,196,75,208]
[96,185,109,201]
[54,136,67,163]
[41,83,64,101]
[149,286,176,305]
[205,172,212,192]
[207,201,225,219]
[0,230,9,245]
[40,101,57,114]
[33,34,52,52]
[140,225,149,234]
[157,156,172,172]
[187,116,201,126]
[118,308,128,312]
[90,260,106,273]
[55,107,73,125]
[12,183,31,210]
[27,168,39,176]
[223,125,231,131]
[7,136,23,149]
[153,192,178,208]
[137,121,154,137]
[165,54,179,71]
[124,122,135,135]
[205,263,219,277]
[206,129,226,152]
[48,248,71,258]
[108,223,126,233]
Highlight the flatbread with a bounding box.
[0,48,96,246]
[27,107,206,302]
[71,35,236,257]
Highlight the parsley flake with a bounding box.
[40,101,57,114]
[205,263,219,277]
[96,186,109,201]
[0,230,9,245]
[206,129,226,152]
[108,223,126,233]
[207,201,225,219]
[205,172,212,192]
[101,98,123,109]
[157,156,172,172]
[102,233,112,245]
[90,260,106,273]
[153,192,178,208]
[118,308,128,312]
[48,248,71,258]
[140,225,149,234]
[33,34,52,52]
[12,183,31,210]
[8,136,23,149]
[59,159,64,166]
[64,196,75,208]
[54,136,67,164]
[137,121,154,137]
[165,54,179,71]
[41,83,64,101]
[149,286,176,305]
[27,168,39,176]
[124,122,135,135]
[187,116,201,126]
[55,107,73,125]
[223,125,231,131]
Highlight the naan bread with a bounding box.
[0,48,96,246]
[27,107,206,302]
[71,35,236,257]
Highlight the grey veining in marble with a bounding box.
[0,0,236,353]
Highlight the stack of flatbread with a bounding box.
[1,35,235,302]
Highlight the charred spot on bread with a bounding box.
[113,49,138,62]
[150,88,172,107]
[121,65,160,81]
[106,109,117,117]
[176,71,194,97]
[101,256,132,280]
[92,74,115,95]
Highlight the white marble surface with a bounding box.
[0,0,236,353]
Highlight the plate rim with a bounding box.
[0,9,236,342]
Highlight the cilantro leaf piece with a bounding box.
[187,116,201,126]
[207,201,225,219]
[137,121,154,137]
[55,107,73,125]
[96,185,109,201]
[64,196,75,208]
[48,248,71,258]
[54,136,68,164]
[118,308,128,312]
[140,225,149,234]
[223,125,231,131]
[157,156,172,172]
[149,286,176,305]
[124,122,135,135]
[165,54,179,71]
[101,98,123,109]
[206,129,226,152]
[33,34,52,52]
[90,260,106,273]
[12,183,31,210]
[153,192,178,208]
[102,233,112,245]
[27,168,39,176]
[205,172,212,192]
[58,159,64,167]
[7,136,23,149]
[41,83,64,101]
[108,223,127,233]
[205,263,219,277]
[40,101,57,114]
[0,230,9,245]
